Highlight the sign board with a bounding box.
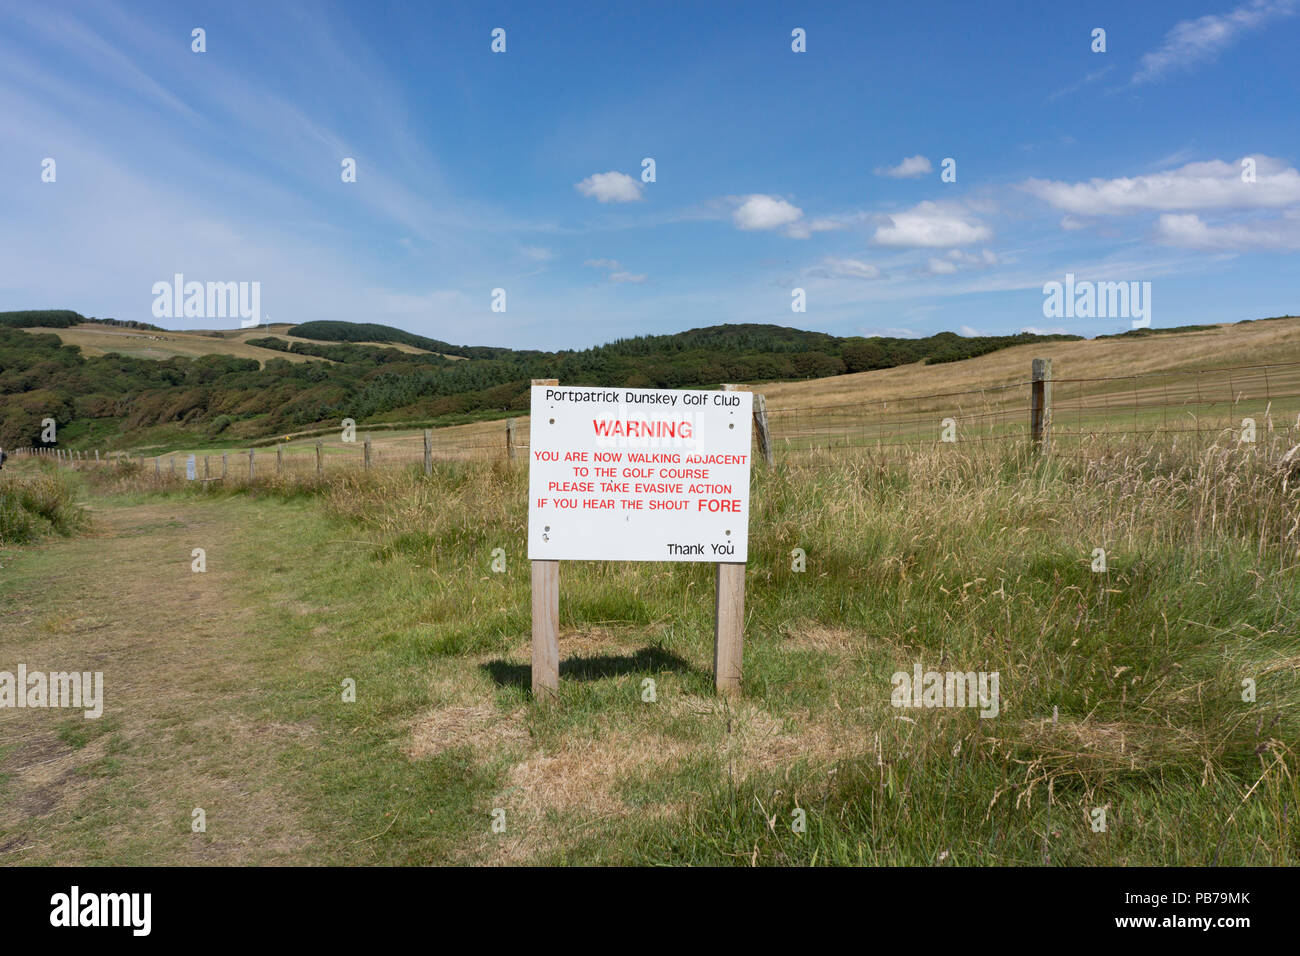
[185,455,197,480]
[527,385,753,562]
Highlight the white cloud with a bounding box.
[585,257,646,282]
[1154,212,1300,250]
[873,201,993,247]
[807,257,885,280]
[1021,326,1071,336]
[521,245,555,261]
[733,194,804,231]
[874,155,933,178]
[575,171,643,203]
[959,325,980,337]
[1133,0,1298,84]
[785,217,844,239]
[1023,157,1300,214]
[1059,215,1088,231]
[923,250,997,276]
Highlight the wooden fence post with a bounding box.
[754,394,775,468]
[155,457,160,477]
[531,378,560,699]
[316,440,323,477]
[364,436,372,470]
[222,452,228,479]
[170,456,176,477]
[95,449,100,462]
[715,384,748,694]
[423,429,432,476]
[506,418,518,460]
[248,448,255,481]
[1031,358,1053,455]
[277,444,283,473]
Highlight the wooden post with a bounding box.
[531,559,560,699]
[170,456,176,477]
[506,418,518,460]
[316,440,323,477]
[1031,358,1053,455]
[204,455,210,479]
[754,394,775,468]
[248,448,255,481]
[364,436,371,470]
[530,378,560,699]
[715,384,748,694]
[222,452,228,479]
[715,563,745,693]
[423,429,432,476]
[277,444,283,473]
[155,457,160,477]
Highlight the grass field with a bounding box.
[2,427,1297,865]
[22,322,455,366]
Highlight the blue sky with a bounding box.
[2,0,1298,349]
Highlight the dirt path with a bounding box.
[0,497,316,864]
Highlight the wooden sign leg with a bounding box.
[714,562,745,693]
[531,559,559,699]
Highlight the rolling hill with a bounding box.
[2,308,1296,454]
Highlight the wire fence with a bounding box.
[18,359,1300,476]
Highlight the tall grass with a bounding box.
[0,465,87,544]
[71,431,1300,864]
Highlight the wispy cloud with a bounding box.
[1022,157,1300,214]
[1132,0,1298,84]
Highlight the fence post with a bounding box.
[531,378,560,699]
[423,429,432,476]
[155,457,160,477]
[277,444,283,473]
[316,440,323,477]
[95,449,100,463]
[1031,358,1053,455]
[170,456,176,477]
[754,394,775,468]
[248,448,255,481]
[364,436,371,470]
[222,452,228,479]
[715,383,748,694]
[506,418,517,460]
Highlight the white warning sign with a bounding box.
[527,385,753,562]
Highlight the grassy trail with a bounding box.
[1,495,329,862]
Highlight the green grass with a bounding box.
[4,434,1298,865]
[0,466,87,544]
